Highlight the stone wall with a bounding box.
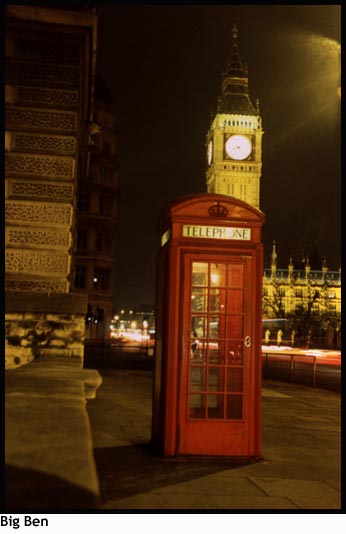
[5,291,88,369]
[6,313,86,369]
[5,355,102,510]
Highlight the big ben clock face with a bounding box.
[225,134,252,160]
[207,140,213,165]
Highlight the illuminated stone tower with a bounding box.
[206,24,263,209]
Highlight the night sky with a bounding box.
[96,5,341,309]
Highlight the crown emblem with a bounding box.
[208,202,228,218]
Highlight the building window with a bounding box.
[78,192,89,212]
[96,230,113,252]
[329,304,336,316]
[100,165,113,184]
[93,267,110,291]
[75,265,86,289]
[312,304,319,315]
[77,228,88,250]
[99,194,113,216]
[295,290,303,298]
[102,141,109,155]
[89,164,98,182]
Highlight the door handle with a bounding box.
[245,336,251,348]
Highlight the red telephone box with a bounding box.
[152,194,265,459]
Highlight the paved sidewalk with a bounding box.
[86,369,341,510]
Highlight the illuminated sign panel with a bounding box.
[183,224,251,241]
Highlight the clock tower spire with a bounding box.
[206,24,263,209]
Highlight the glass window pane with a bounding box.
[190,366,206,392]
[207,395,224,419]
[209,289,226,313]
[227,289,244,312]
[191,288,207,312]
[191,339,207,362]
[226,315,244,339]
[208,316,223,338]
[227,264,245,287]
[192,316,205,337]
[210,263,226,286]
[226,368,243,392]
[192,262,208,286]
[208,341,225,364]
[226,395,243,420]
[208,367,225,392]
[189,394,205,418]
[227,341,243,365]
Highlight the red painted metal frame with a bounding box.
[152,194,264,459]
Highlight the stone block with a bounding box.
[5,303,87,369]
[70,347,84,359]
[5,345,35,368]
[49,339,66,348]
[20,339,32,347]
[6,313,24,321]
[40,348,72,358]
[50,328,68,339]
[5,291,88,314]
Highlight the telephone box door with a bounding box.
[178,253,256,456]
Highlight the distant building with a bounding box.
[206,24,263,209]
[263,242,341,347]
[74,78,119,340]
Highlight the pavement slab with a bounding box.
[87,370,341,511]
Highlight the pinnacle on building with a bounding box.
[206,24,263,209]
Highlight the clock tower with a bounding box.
[206,24,263,209]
